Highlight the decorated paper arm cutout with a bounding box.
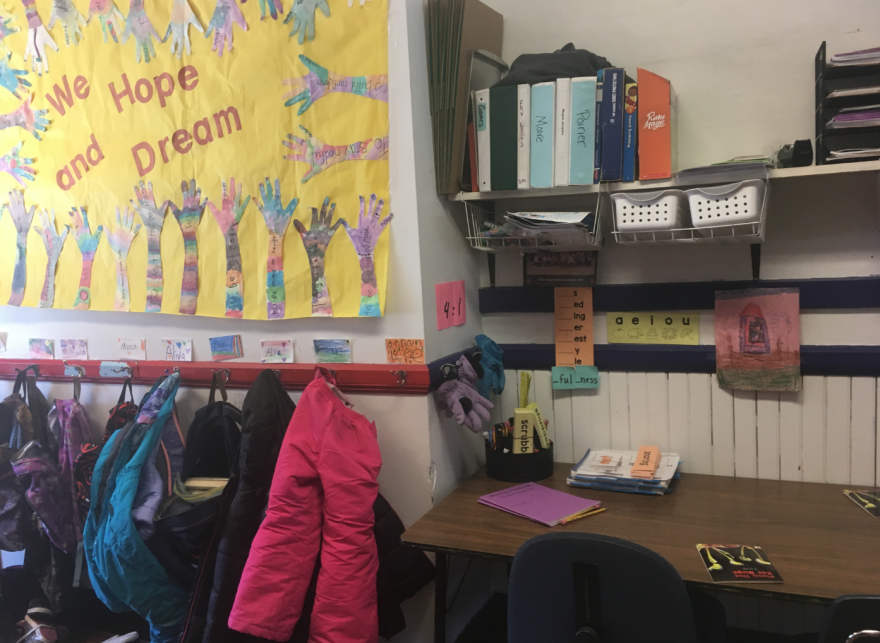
[3,191,35,306]
[106,206,141,311]
[0,96,49,139]
[204,0,245,57]
[282,55,388,115]
[0,142,35,184]
[294,197,342,317]
[255,177,297,320]
[48,0,86,46]
[342,194,392,317]
[67,207,103,310]
[21,0,59,75]
[33,208,67,308]
[283,125,388,183]
[254,0,282,20]
[0,54,30,98]
[87,0,124,43]
[283,0,327,44]
[130,180,167,312]
[347,0,369,5]
[121,0,161,63]
[167,179,205,315]
[207,177,249,318]
[162,0,202,58]
[0,6,20,55]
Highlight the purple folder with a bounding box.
[479,482,601,526]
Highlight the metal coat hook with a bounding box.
[63,360,86,377]
[219,369,231,383]
[390,370,408,386]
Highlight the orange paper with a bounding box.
[554,287,593,366]
[385,339,426,365]
[631,445,661,479]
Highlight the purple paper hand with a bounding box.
[341,194,392,317]
[207,177,249,318]
[294,196,342,317]
[204,0,246,57]
[166,179,206,315]
[0,142,35,185]
[283,55,388,115]
[87,0,124,43]
[121,0,161,63]
[283,125,388,183]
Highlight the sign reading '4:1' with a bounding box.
[436,281,467,330]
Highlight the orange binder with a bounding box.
[637,68,675,180]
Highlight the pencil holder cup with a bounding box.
[485,441,555,482]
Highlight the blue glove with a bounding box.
[475,334,504,398]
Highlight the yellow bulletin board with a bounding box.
[0,0,390,320]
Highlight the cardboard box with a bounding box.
[637,68,676,180]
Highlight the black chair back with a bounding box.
[818,596,880,643]
[508,532,698,643]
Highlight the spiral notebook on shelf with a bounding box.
[478,482,601,526]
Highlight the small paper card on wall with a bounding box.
[436,281,467,330]
[210,335,244,362]
[0,332,6,352]
[162,339,193,362]
[314,339,352,364]
[261,340,294,364]
[386,339,425,364]
[58,339,88,360]
[607,312,699,345]
[554,288,593,366]
[552,366,600,390]
[118,338,147,360]
[29,339,54,359]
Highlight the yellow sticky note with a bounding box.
[607,312,699,345]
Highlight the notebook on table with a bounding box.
[479,482,601,527]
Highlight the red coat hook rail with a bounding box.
[0,360,430,395]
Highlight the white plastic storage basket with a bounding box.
[612,190,687,232]
[686,180,766,228]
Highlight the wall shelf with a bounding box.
[450,159,880,202]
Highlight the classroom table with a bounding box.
[401,463,880,643]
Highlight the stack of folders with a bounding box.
[827,106,880,129]
[828,46,880,67]
[479,482,603,527]
[505,211,596,235]
[474,68,641,192]
[567,448,681,496]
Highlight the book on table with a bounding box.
[478,482,601,527]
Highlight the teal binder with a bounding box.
[570,77,596,185]
[530,82,555,188]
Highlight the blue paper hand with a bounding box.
[283,0,328,44]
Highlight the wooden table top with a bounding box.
[402,464,880,601]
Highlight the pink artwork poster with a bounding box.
[435,281,466,330]
[714,288,800,392]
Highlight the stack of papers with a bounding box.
[568,449,681,495]
[829,47,880,67]
[504,211,596,235]
[827,108,880,129]
[827,147,880,162]
[827,86,880,99]
[478,482,601,526]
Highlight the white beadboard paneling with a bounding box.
[608,372,631,450]
[756,392,781,480]
[779,390,803,481]
[850,377,876,487]
[552,389,575,463]
[627,372,650,448]
[570,389,593,461]
[589,380,614,452]
[687,374,713,475]
[733,390,758,478]
[710,374,736,477]
[667,373,689,460]
[825,377,851,485]
[499,369,519,426]
[646,373,670,451]
[534,370,557,445]
[801,376,826,483]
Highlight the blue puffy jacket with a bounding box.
[84,374,188,643]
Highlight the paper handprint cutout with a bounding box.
[204,0,246,56]
[20,0,59,75]
[0,96,49,140]
[208,177,250,318]
[48,0,87,46]
[295,197,342,317]
[0,6,19,56]
[163,0,203,58]
[87,0,124,43]
[33,208,67,308]
[0,142,35,185]
[283,0,328,44]
[256,177,296,320]
[283,55,388,115]
[106,206,141,311]
[121,0,161,63]
[0,54,30,99]
[67,207,103,310]
[130,180,167,312]
[3,191,35,306]
[284,125,388,183]
[167,179,206,315]
[342,194,392,317]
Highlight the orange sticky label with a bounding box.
[631,445,661,479]
[385,339,425,364]
[554,287,594,366]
